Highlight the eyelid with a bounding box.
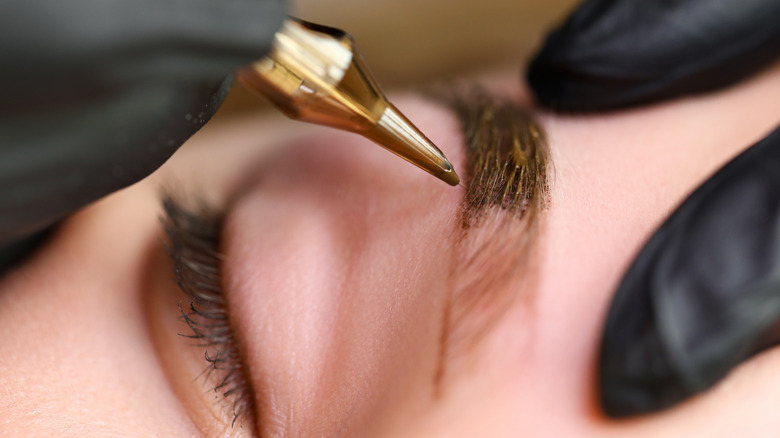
[160,195,257,430]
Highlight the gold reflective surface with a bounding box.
[237,18,459,186]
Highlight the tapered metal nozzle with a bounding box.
[236,18,460,186]
[366,104,459,185]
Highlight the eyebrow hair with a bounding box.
[432,87,551,386]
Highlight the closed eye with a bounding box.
[161,195,255,429]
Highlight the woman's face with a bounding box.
[3,62,780,437]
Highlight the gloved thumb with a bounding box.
[527,0,780,110]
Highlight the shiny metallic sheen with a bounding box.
[237,18,459,186]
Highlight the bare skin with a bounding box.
[2,61,780,437]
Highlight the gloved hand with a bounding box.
[528,0,780,110]
[527,0,780,418]
[0,0,286,269]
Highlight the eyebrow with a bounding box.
[432,87,551,385]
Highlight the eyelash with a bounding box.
[161,196,254,427]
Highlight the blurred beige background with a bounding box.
[219,0,579,115]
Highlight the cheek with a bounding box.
[0,188,200,436]
[222,97,466,435]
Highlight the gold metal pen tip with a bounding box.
[365,104,461,186]
[236,18,461,186]
[440,164,461,186]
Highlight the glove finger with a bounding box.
[600,124,780,417]
[0,75,233,246]
[1,0,286,113]
[0,0,286,258]
[528,0,780,110]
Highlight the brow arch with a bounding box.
[431,87,551,389]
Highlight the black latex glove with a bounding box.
[0,0,286,269]
[528,0,780,111]
[528,0,780,418]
